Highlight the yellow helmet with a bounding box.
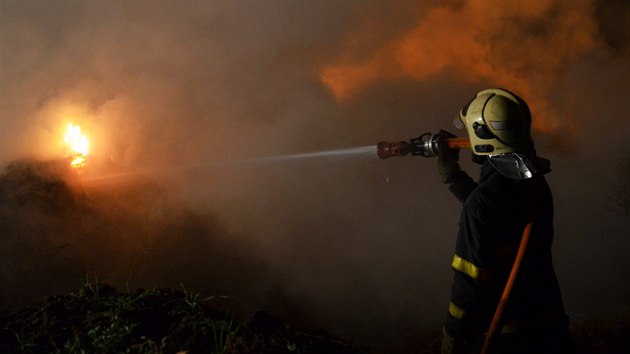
[457,88,533,155]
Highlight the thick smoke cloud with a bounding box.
[0,159,270,304]
[321,0,605,135]
[1,1,629,352]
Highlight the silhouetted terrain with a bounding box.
[1,282,628,353]
[0,282,359,354]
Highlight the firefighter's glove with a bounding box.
[436,129,461,183]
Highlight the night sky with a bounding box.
[1,0,629,351]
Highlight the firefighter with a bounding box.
[437,88,573,354]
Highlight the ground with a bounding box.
[0,281,362,354]
[1,281,629,353]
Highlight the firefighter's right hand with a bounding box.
[436,130,461,183]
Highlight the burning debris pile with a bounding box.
[0,281,359,354]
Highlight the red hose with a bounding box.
[445,138,471,150]
[480,221,533,354]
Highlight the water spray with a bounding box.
[75,146,377,185]
[377,132,470,159]
[221,146,376,164]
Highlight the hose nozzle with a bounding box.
[376,141,410,159]
[377,133,470,159]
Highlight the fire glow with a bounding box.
[64,123,89,168]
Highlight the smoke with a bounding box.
[1,0,629,352]
[321,0,606,136]
[0,159,281,312]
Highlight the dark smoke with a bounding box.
[1,1,630,353]
[596,0,630,54]
[0,159,290,317]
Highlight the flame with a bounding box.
[64,123,90,168]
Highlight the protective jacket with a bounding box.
[445,160,568,350]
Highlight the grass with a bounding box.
[180,283,202,314]
[1,278,245,354]
[0,278,359,354]
[210,314,241,354]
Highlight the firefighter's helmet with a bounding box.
[456,88,533,155]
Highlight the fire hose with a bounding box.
[377,132,533,353]
[480,221,533,354]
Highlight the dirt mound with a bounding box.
[0,282,360,354]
